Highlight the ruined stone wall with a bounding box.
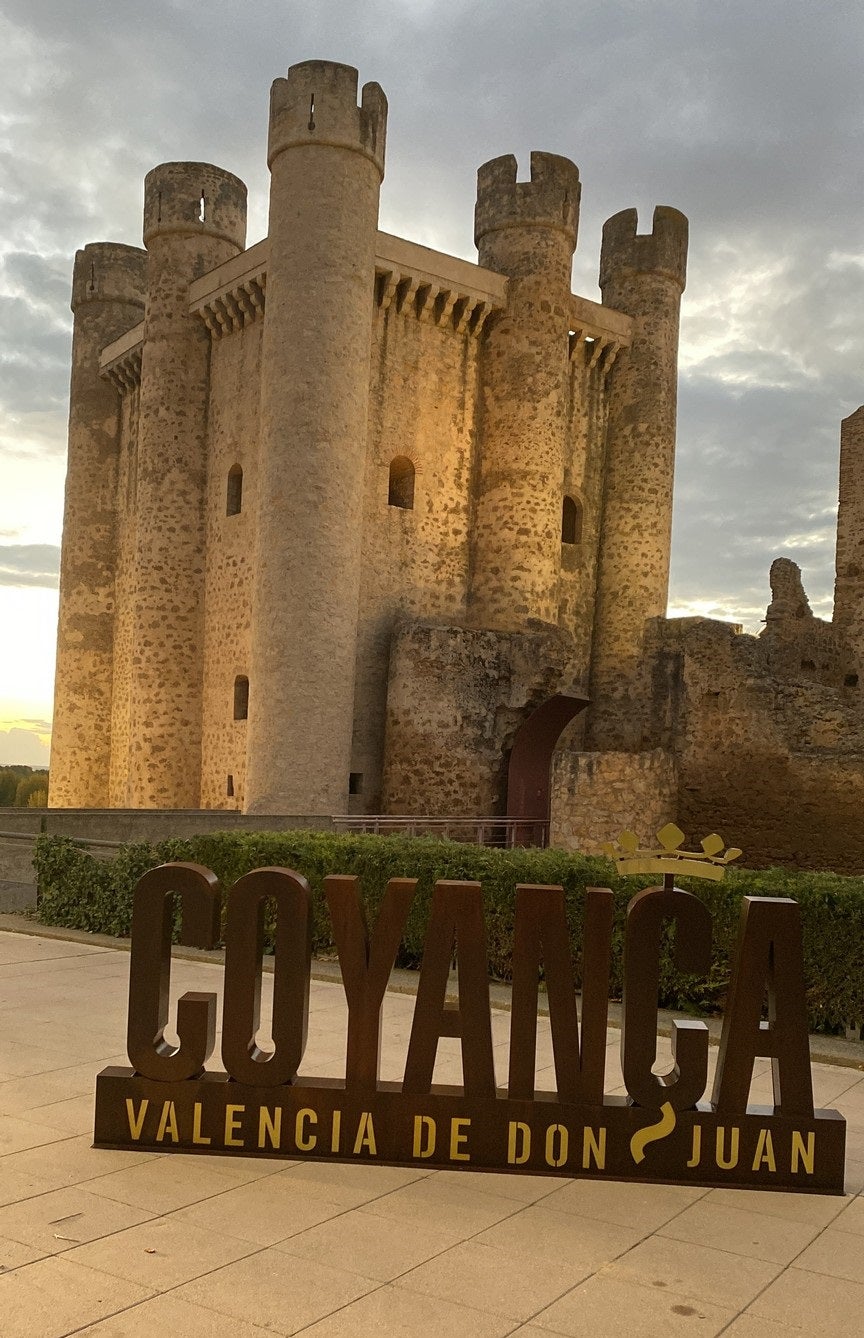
[833,407,864,656]
[550,747,677,854]
[382,620,579,817]
[648,615,864,871]
[199,321,262,810]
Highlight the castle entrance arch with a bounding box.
[506,694,588,842]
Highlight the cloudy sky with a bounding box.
[1,0,863,766]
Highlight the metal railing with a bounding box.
[332,815,549,849]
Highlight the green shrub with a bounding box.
[32,830,864,1034]
[35,835,194,938]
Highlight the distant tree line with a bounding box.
[0,765,49,808]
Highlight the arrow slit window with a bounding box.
[388,456,415,510]
[562,495,582,545]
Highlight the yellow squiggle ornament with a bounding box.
[630,1101,677,1163]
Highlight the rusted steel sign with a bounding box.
[94,834,846,1194]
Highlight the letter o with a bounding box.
[127,863,221,1081]
[545,1123,569,1168]
[221,867,313,1085]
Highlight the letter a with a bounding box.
[712,898,814,1118]
[403,882,495,1098]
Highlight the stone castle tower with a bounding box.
[50,59,688,828]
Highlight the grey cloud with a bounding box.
[3,252,71,311]
[670,370,846,625]
[0,544,60,588]
[2,0,864,634]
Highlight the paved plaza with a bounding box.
[0,928,861,1336]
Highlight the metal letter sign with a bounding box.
[94,829,847,1193]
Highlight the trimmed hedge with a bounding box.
[33,830,864,1033]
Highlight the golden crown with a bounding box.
[603,824,742,882]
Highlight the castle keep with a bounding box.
[50,59,864,870]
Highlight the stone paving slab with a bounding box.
[0,927,859,1336]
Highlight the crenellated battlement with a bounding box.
[71,242,146,314]
[143,162,247,251]
[599,206,688,291]
[474,152,580,249]
[268,60,387,175]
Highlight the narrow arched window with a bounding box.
[388,456,415,510]
[226,464,243,516]
[233,675,249,721]
[561,495,582,545]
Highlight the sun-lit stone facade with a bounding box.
[53,57,691,827]
[51,59,864,871]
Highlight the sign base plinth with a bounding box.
[94,1067,847,1194]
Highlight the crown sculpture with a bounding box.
[604,824,742,882]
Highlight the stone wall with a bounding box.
[646,604,864,872]
[50,244,146,808]
[128,162,247,808]
[108,384,140,805]
[587,208,688,752]
[469,153,580,632]
[550,748,677,853]
[382,619,582,816]
[351,268,486,811]
[834,406,864,655]
[199,322,262,810]
[559,341,617,669]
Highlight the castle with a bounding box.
[49,60,864,871]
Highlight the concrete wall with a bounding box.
[0,809,332,841]
[0,809,333,912]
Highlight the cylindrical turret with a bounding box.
[587,206,688,749]
[469,152,580,630]
[245,60,387,815]
[50,243,147,806]
[833,407,864,654]
[128,162,246,806]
